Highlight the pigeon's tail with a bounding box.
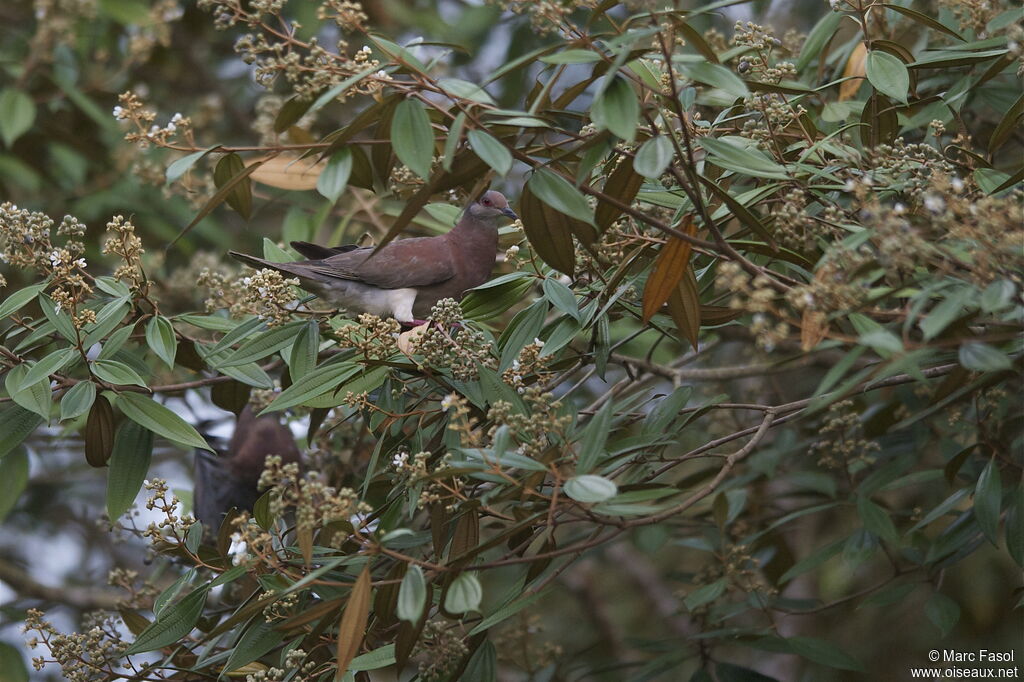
[228,251,311,281]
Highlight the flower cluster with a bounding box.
[101,215,146,289]
[412,299,495,381]
[335,313,402,359]
[810,400,880,472]
[23,609,129,682]
[141,478,197,546]
[233,268,302,326]
[414,620,470,681]
[257,455,370,535]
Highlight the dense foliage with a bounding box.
[0,0,1021,680]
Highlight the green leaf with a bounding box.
[287,320,319,380]
[350,644,397,672]
[116,392,212,451]
[564,474,618,503]
[260,360,361,413]
[396,565,426,622]
[974,457,1002,544]
[526,167,594,225]
[214,152,253,219]
[460,640,497,682]
[165,146,217,184]
[442,111,466,172]
[38,294,78,343]
[0,403,44,458]
[592,76,638,142]
[866,50,910,103]
[0,448,29,523]
[925,593,960,637]
[633,136,674,179]
[856,496,899,545]
[541,277,580,322]
[224,619,285,675]
[788,637,863,671]
[216,321,306,369]
[576,400,613,474]
[92,359,147,387]
[106,421,154,520]
[797,11,843,72]
[391,98,434,179]
[145,316,177,369]
[698,137,789,179]
[498,300,549,371]
[678,62,749,99]
[60,381,96,421]
[684,578,726,611]
[20,348,77,387]
[6,365,51,420]
[317,148,353,203]
[125,586,208,654]
[469,590,545,635]
[540,49,602,64]
[0,88,35,147]
[437,78,495,105]
[958,343,1012,372]
[444,572,482,614]
[0,283,46,319]
[467,129,512,176]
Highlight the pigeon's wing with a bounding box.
[305,236,456,289]
[290,241,361,260]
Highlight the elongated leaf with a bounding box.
[20,348,77,387]
[391,99,434,179]
[592,76,638,142]
[565,474,618,503]
[642,216,695,323]
[444,572,482,614]
[866,50,910,103]
[0,448,29,523]
[576,400,613,474]
[396,565,426,623]
[0,88,35,147]
[317,148,353,203]
[0,403,44,458]
[125,587,208,654]
[633,136,674,178]
[116,392,212,451]
[106,421,154,520]
[224,619,285,674]
[527,167,594,225]
[336,566,372,679]
[145,316,177,369]
[666,265,701,350]
[216,320,305,368]
[467,129,512,176]
[92,359,147,387]
[678,62,748,99]
[261,360,361,413]
[974,457,1002,544]
[698,137,789,179]
[214,152,253,219]
[595,154,643,231]
[170,158,266,247]
[165,146,217,184]
[519,183,578,276]
[0,283,46,319]
[60,381,96,421]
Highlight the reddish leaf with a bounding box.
[642,215,695,323]
[335,565,372,680]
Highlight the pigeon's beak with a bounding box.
[501,207,519,220]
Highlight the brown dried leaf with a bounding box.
[448,506,480,563]
[397,322,429,356]
[642,215,695,323]
[666,264,701,351]
[519,182,578,276]
[839,42,868,101]
[298,526,313,567]
[335,565,372,680]
[595,154,644,231]
[801,309,829,351]
[248,154,326,191]
[84,395,115,468]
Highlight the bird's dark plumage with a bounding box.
[228,190,517,323]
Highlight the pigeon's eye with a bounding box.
[482,198,492,206]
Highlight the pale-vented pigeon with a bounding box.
[229,191,517,324]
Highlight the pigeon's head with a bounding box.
[467,190,518,224]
